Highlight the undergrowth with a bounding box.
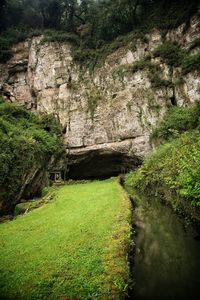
[0,97,64,214]
[150,101,200,142]
[125,101,200,221]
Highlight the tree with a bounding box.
[0,0,7,31]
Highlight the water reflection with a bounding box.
[129,192,200,300]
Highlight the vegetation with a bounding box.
[0,97,65,214]
[129,41,200,89]
[153,41,185,67]
[87,90,102,119]
[153,41,200,74]
[0,178,132,299]
[150,101,200,142]
[40,30,80,45]
[131,57,172,88]
[188,38,200,51]
[14,186,57,216]
[0,0,199,66]
[125,102,200,221]
[131,57,153,73]
[182,52,200,74]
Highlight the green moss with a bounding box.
[153,41,200,75]
[112,65,131,85]
[131,57,173,88]
[14,186,57,216]
[148,71,172,89]
[147,94,161,114]
[173,77,185,86]
[72,30,148,71]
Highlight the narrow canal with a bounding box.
[127,190,200,300]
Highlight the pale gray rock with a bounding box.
[0,17,199,178]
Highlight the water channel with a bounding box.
[127,189,200,300]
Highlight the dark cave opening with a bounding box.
[67,151,142,179]
[170,95,177,106]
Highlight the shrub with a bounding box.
[125,131,200,209]
[132,58,152,73]
[188,38,200,51]
[0,98,65,214]
[41,30,80,46]
[148,71,172,88]
[182,52,200,74]
[0,27,42,63]
[153,41,185,67]
[150,101,200,142]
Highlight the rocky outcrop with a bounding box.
[0,14,200,178]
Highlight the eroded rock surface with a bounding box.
[0,14,200,177]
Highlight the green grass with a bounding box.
[0,178,132,299]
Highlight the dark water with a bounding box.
[128,191,200,300]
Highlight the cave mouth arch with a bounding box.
[67,150,142,179]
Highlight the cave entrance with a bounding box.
[170,95,177,106]
[67,151,142,179]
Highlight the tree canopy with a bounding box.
[0,0,199,65]
[1,0,199,38]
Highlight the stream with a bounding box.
[128,189,200,300]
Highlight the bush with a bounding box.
[125,131,200,209]
[0,27,42,63]
[132,58,152,73]
[188,38,200,51]
[126,101,200,221]
[41,30,80,46]
[0,98,65,214]
[153,41,185,67]
[148,71,172,88]
[182,52,200,74]
[131,58,172,88]
[150,101,200,142]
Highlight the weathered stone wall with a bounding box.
[0,14,200,177]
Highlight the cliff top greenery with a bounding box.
[0,0,199,64]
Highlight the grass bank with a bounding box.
[0,178,132,299]
[125,102,200,224]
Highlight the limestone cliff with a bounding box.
[0,14,200,178]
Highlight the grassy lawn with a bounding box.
[0,178,132,299]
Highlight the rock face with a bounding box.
[0,14,200,178]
